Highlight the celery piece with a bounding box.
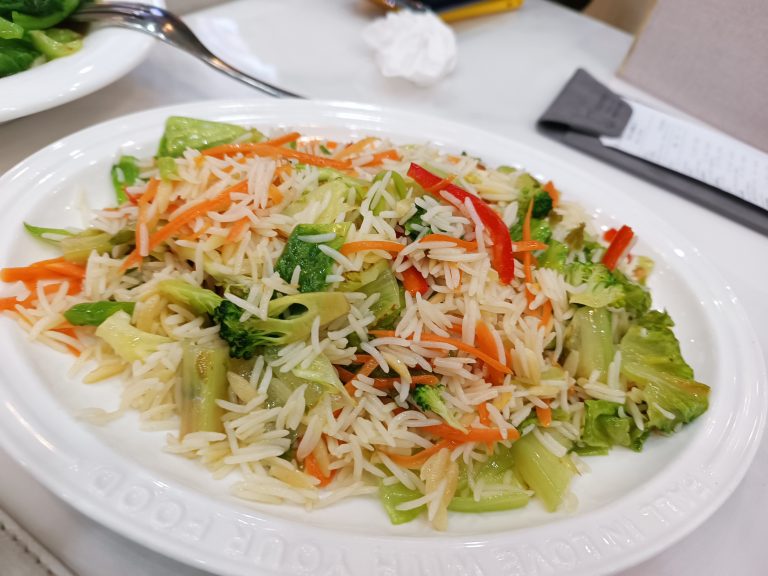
[179,343,229,438]
[567,306,614,380]
[378,481,424,525]
[510,432,574,512]
[59,228,134,264]
[448,492,529,513]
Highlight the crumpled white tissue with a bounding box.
[363,11,457,87]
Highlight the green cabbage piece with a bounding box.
[282,180,349,225]
[577,399,648,454]
[358,265,403,330]
[619,311,710,432]
[156,116,263,158]
[264,347,347,409]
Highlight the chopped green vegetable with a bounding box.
[274,223,348,293]
[403,205,427,239]
[157,116,257,158]
[378,481,424,525]
[23,222,74,244]
[358,265,403,330]
[410,384,464,430]
[179,342,229,438]
[370,170,407,214]
[620,311,710,432]
[10,0,79,30]
[510,432,574,512]
[264,347,347,409]
[94,310,171,362]
[157,279,352,359]
[64,301,135,326]
[27,27,81,59]
[0,15,22,38]
[59,228,135,264]
[567,306,614,379]
[568,262,624,309]
[509,217,552,244]
[111,155,141,205]
[537,239,568,273]
[578,399,647,454]
[283,180,349,224]
[157,157,179,180]
[0,37,39,77]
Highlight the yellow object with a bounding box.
[440,0,525,23]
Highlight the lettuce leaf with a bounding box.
[619,311,709,432]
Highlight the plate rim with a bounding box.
[0,98,765,576]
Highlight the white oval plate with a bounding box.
[0,1,162,123]
[0,100,764,576]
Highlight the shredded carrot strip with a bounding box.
[423,423,520,443]
[263,131,301,147]
[335,366,356,383]
[121,180,244,271]
[475,321,507,385]
[1,261,85,282]
[382,439,456,469]
[540,300,553,327]
[352,354,373,363]
[0,280,81,311]
[512,240,548,252]
[202,143,352,170]
[477,403,492,427]
[135,178,160,258]
[304,451,334,487]
[344,358,379,396]
[369,330,511,374]
[419,234,477,251]
[334,137,377,160]
[373,374,440,390]
[536,405,552,427]
[363,149,400,167]
[543,180,560,208]
[226,217,251,243]
[339,240,404,257]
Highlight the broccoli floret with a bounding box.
[531,191,553,219]
[568,262,624,309]
[274,223,348,293]
[411,384,465,430]
[567,263,651,318]
[157,279,350,359]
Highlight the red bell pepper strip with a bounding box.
[602,225,634,270]
[407,163,515,284]
[401,265,429,296]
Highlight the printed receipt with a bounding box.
[600,100,768,210]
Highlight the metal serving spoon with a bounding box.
[70,2,303,99]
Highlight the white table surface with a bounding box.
[1,1,766,575]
